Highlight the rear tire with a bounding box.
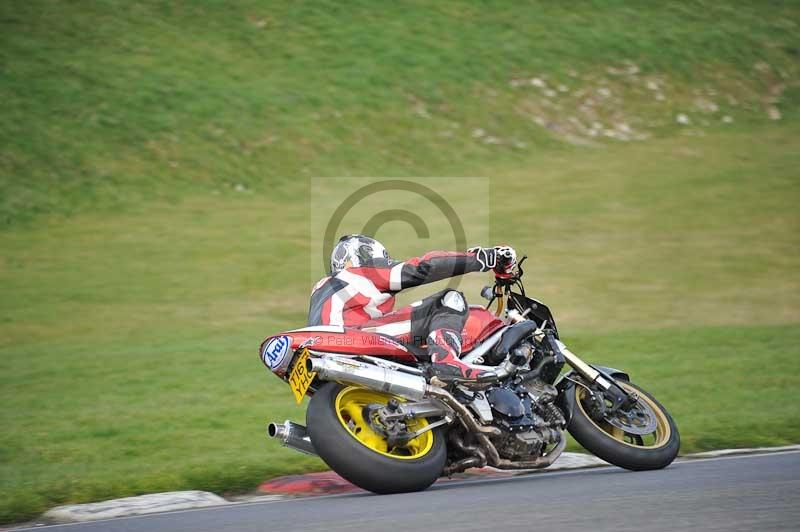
[565,380,680,471]
[306,382,447,494]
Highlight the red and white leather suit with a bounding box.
[308,249,509,379]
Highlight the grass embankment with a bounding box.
[1,0,799,524]
[2,0,799,225]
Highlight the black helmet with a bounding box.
[330,234,390,275]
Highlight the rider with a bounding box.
[308,234,517,382]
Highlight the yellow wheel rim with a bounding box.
[334,386,435,460]
[576,382,671,449]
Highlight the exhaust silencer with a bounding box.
[309,355,429,401]
[267,420,316,455]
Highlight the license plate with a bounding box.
[288,349,316,404]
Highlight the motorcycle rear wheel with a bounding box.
[306,382,447,494]
[565,380,680,471]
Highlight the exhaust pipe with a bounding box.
[267,420,316,456]
[493,434,567,470]
[308,355,429,401]
[291,354,567,470]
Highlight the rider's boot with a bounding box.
[426,329,496,383]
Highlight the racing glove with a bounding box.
[468,245,517,277]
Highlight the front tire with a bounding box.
[565,380,680,471]
[306,383,447,494]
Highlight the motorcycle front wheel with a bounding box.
[306,382,447,494]
[564,380,680,471]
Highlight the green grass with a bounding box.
[1,0,799,524]
[2,125,798,523]
[2,1,799,225]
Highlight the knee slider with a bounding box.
[441,290,466,313]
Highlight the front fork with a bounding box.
[546,333,638,413]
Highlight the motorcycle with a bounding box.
[261,256,680,494]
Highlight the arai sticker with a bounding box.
[262,335,292,369]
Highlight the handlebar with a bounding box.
[484,255,528,316]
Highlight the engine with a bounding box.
[466,378,566,460]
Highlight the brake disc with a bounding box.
[362,403,409,446]
[606,399,658,435]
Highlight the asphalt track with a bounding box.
[17,451,800,532]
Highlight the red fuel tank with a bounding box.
[462,306,505,352]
